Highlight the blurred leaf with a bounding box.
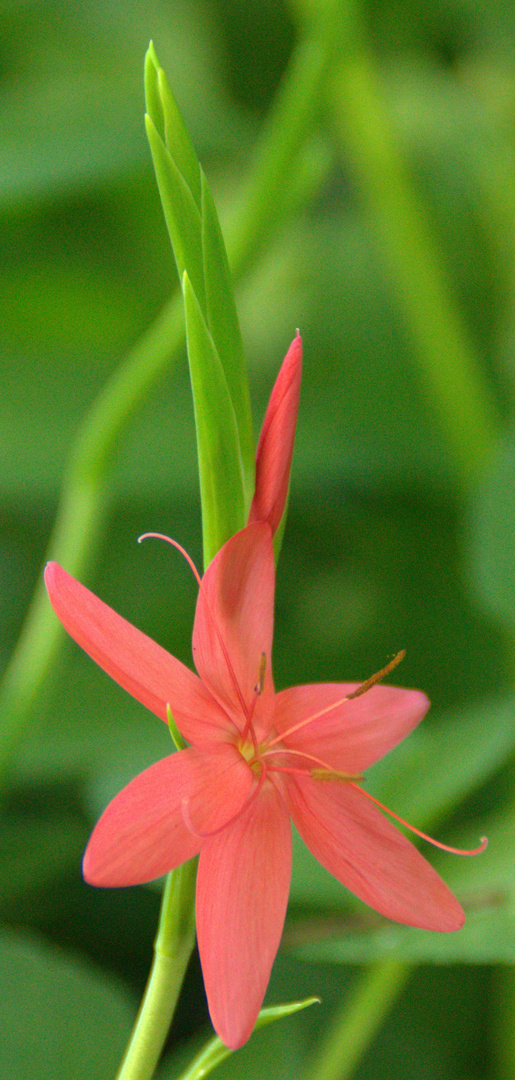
[0,814,86,907]
[0,0,250,207]
[13,649,173,787]
[441,806,515,898]
[384,59,515,320]
[468,428,515,632]
[291,900,515,965]
[0,928,133,1080]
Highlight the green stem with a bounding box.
[316,0,501,487]
[305,961,410,1080]
[227,24,337,279]
[116,861,197,1080]
[0,292,184,777]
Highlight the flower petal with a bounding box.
[192,523,276,738]
[83,745,253,886]
[286,776,464,931]
[196,779,292,1049]
[45,562,232,746]
[274,683,429,773]
[249,334,302,536]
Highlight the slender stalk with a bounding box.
[227,25,337,279]
[0,292,183,776]
[116,862,197,1080]
[289,0,502,487]
[305,961,410,1080]
[328,45,501,487]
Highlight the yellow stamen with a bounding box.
[311,768,364,782]
[347,650,406,700]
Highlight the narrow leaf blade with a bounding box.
[173,998,320,1080]
[201,170,255,505]
[145,116,205,307]
[183,272,246,565]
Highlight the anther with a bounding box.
[311,768,364,782]
[347,650,406,700]
[254,653,267,696]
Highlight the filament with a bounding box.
[348,782,488,856]
[138,532,254,745]
[267,653,407,748]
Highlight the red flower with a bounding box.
[45,522,471,1050]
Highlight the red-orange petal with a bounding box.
[274,683,429,773]
[44,562,233,746]
[249,333,302,536]
[196,779,292,1049]
[192,524,276,739]
[83,745,253,886]
[285,775,464,931]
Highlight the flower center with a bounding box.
[238,737,265,776]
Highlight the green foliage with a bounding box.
[144,43,255,533]
[183,272,247,563]
[295,904,515,965]
[0,929,134,1079]
[469,427,515,632]
[159,999,319,1080]
[2,0,515,1077]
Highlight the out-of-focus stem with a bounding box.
[305,961,410,1080]
[0,293,183,778]
[292,0,501,488]
[329,49,501,486]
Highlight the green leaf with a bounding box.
[145,115,205,307]
[292,902,515,965]
[0,928,133,1080]
[183,273,246,565]
[167,999,319,1080]
[468,427,515,632]
[201,171,255,505]
[144,46,255,523]
[144,42,165,144]
[167,704,187,751]
[144,43,202,211]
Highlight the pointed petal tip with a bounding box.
[197,783,291,1056]
[250,336,302,536]
[44,560,59,592]
[445,901,466,933]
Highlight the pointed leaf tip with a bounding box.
[173,998,319,1080]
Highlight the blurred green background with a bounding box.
[2,0,515,1077]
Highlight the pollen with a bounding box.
[311,768,364,783]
